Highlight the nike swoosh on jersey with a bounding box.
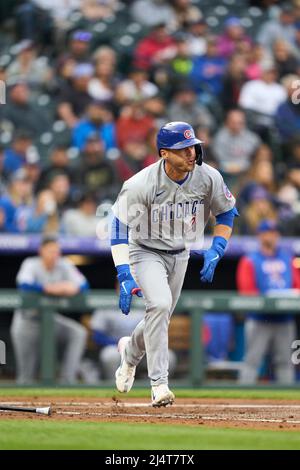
[156,190,165,197]
[211,255,219,262]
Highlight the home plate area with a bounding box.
[2,397,300,430]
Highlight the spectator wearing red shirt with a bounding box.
[116,101,155,151]
[134,23,177,71]
[236,220,300,384]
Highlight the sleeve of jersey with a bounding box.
[215,207,239,228]
[16,259,43,292]
[110,179,146,267]
[236,257,259,294]
[111,180,146,228]
[209,169,236,216]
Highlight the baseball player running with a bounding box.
[110,121,238,406]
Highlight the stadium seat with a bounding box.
[214,5,229,17]
[36,94,56,123]
[37,132,54,161]
[112,34,137,74]
[0,54,12,68]
[51,121,72,147]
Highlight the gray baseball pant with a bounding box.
[239,318,296,384]
[11,311,87,384]
[124,244,189,386]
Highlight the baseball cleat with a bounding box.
[151,384,175,407]
[115,336,136,393]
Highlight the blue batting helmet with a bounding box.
[157,121,204,165]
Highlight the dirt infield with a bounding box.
[1,396,300,430]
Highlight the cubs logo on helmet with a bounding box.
[184,129,193,139]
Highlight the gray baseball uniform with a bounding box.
[112,160,236,385]
[239,319,296,384]
[10,257,88,384]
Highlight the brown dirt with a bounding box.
[1,396,300,430]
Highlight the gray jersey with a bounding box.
[112,160,236,250]
[16,257,87,318]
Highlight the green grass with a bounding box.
[0,420,299,450]
[0,388,300,450]
[0,387,299,400]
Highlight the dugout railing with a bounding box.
[0,290,300,387]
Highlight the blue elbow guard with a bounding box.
[215,207,239,228]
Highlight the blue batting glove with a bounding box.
[117,264,143,315]
[200,236,227,283]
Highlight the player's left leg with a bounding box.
[150,251,189,406]
[167,251,191,316]
[127,250,173,385]
[273,320,296,384]
[55,313,88,384]
[126,249,189,379]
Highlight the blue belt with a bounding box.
[138,243,186,255]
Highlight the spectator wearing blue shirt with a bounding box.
[0,168,33,232]
[3,131,33,177]
[15,189,59,234]
[275,74,300,144]
[189,35,227,97]
[72,101,116,152]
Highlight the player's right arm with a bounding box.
[111,217,143,315]
[110,176,149,314]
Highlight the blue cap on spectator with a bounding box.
[72,30,92,42]
[257,220,279,233]
[250,186,270,201]
[73,63,94,78]
[225,17,241,28]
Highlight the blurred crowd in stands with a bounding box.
[0,0,300,236]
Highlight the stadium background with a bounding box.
[0,0,300,387]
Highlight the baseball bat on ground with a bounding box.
[0,405,51,415]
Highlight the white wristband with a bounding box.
[111,243,130,267]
